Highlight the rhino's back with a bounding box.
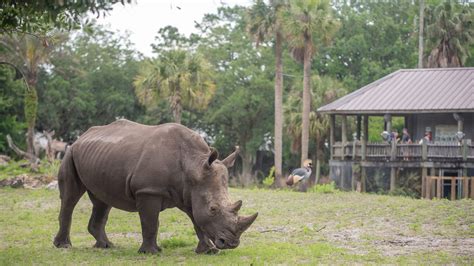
[71,119,204,211]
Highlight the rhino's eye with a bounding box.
[209,205,218,216]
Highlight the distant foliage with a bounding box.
[262,166,275,187]
[0,0,131,34]
[308,182,338,194]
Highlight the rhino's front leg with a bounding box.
[136,194,163,254]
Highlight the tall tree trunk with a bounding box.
[25,73,38,155]
[273,30,283,187]
[241,152,255,187]
[171,87,182,124]
[301,37,312,166]
[418,0,424,68]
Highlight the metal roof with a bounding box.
[317,68,474,114]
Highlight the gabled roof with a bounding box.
[317,68,474,114]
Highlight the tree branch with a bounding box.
[6,135,39,166]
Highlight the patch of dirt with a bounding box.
[374,236,474,257]
[0,174,57,189]
[326,228,474,257]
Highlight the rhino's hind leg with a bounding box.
[136,194,162,254]
[54,150,86,248]
[87,191,114,248]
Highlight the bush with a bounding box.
[308,182,338,194]
[262,166,275,187]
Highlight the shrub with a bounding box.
[262,166,275,187]
[308,182,338,194]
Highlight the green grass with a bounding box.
[0,187,473,265]
[0,159,60,181]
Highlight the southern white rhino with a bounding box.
[53,119,257,254]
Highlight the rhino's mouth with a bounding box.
[203,231,239,250]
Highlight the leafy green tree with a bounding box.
[134,49,216,124]
[0,33,64,154]
[36,27,144,140]
[425,2,473,67]
[247,0,287,187]
[316,1,418,90]
[281,0,339,166]
[0,0,131,34]
[194,6,274,185]
[0,65,25,155]
[285,75,346,182]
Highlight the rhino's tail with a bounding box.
[57,146,85,200]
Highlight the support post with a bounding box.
[361,167,366,192]
[426,176,431,199]
[362,115,368,161]
[422,167,427,198]
[451,177,456,201]
[436,175,442,199]
[390,167,397,192]
[454,113,464,132]
[329,114,335,160]
[384,114,392,133]
[470,177,474,199]
[356,115,362,140]
[351,163,357,191]
[341,115,347,157]
[463,177,469,199]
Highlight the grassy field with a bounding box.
[0,187,473,265]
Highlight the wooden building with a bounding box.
[317,68,474,199]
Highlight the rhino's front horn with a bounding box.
[229,200,242,213]
[237,213,258,233]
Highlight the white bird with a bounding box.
[286,159,312,186]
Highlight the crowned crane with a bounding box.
[286,159,312,186]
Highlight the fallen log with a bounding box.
[6,134,39,171]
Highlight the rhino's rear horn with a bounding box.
[229,200,242,214]
[237,212,258,233]
[222,146,240,168]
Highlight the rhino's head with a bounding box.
[190,146,258,250]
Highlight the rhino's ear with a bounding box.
[207,147,219,167]
[222,146,240,168]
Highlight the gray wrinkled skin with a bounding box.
[53,119,258,254]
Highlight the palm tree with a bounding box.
[0,33,61,155]
[425,2,473,67]
[285,75,345,184]
[418,0,425,68]
[281,0,339,166]
[247,0,287,187]
[134,50,216,124]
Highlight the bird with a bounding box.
[286,159,312,186]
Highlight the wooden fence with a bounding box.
[423,176,474,200]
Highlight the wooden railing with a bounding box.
[332,141,474,162]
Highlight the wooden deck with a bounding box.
[332,141,474,163]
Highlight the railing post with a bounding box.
[462,140,468,161]
[391,140,397,161]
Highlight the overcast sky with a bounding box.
[96,0,252,56]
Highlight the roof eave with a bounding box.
[317,109,474,115]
